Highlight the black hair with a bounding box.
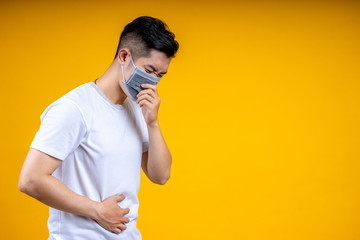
[114,16,179,62]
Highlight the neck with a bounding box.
[95,60,127,105]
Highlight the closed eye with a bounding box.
[145,68,164,78]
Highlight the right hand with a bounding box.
[93,194,130,234]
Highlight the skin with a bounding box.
[18,48,173,234]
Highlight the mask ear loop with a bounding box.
[121,64,126,83]
[122,53,138,85]
[129,53,136,68]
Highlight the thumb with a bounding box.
[114,194,126,202]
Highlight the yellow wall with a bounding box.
[1,1,359,239]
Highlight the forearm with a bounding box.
[21,175,98,220]
[146,120,172,183]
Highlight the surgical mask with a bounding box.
[121,54,161,101]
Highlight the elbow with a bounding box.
[18,178,30,194]
[156,173,171,185]
[158,156,172,185]
[18,175,37,195]
[149,155,172,185]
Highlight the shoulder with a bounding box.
[61,82,93,109]
[51,82,95,126]
[40,83,93,129]
[40,98,85,126]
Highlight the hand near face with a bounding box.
[136,83,160,127]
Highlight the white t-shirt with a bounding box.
[30,81,149,240]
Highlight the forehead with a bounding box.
[137,49,171,70]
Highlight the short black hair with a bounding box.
[114,16,179,62]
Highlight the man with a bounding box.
[18,16,179,240]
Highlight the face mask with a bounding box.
[121,54,161,101]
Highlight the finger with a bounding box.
[137,90,155,100]
[139,100,152,109]
[115,194,126,202]
[113,228,122,234]
[141,83,156,90]
[141,83,158,93]
[122,208,130,215]
[137,88,156,99]
[122,217,130,223]
[118,223,127,231]
[136,94,155,105]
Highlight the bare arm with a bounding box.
[141,122,172,185]
[137,83,172,185]
[18,148,129,234]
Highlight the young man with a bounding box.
[18,16,179,240]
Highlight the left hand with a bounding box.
[136,83,160,127]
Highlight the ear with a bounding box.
[117,48,130,65]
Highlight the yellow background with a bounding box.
[1,0,359,239]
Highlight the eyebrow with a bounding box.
[146,64,167,75]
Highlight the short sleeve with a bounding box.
[141,116,149,153]
[30,98,88,161]
[126,98,149,153]
[136,105,149,153]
